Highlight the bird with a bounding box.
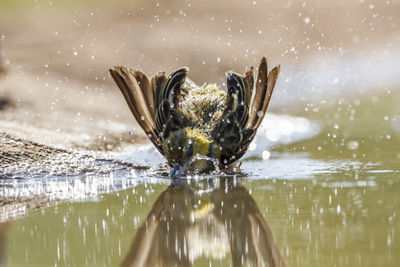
[109,57,280,175]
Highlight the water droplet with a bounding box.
[346,141,359,150]
[262,150,271,160]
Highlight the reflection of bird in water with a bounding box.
[121,178,286,267]
[110,57,279,175]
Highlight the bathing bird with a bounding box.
[109,57,279,175]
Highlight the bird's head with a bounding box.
[163,127,221,176]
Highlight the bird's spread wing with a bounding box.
[154,67,191,140]
[213,57,280,165]
[109,66,165,155]
[110,66,191,156]
[110,57,279,166]
[247,57,280,130]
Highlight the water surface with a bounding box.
[4,166,400,267]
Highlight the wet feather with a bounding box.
[109,56,280,174]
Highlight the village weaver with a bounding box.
[109,57,280,175]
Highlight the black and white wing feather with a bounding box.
[213,57,280,165]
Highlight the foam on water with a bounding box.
[244,114,320,159]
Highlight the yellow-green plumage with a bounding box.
[164,127,221,173]
[180,84,227,130]
[109,57,280,175]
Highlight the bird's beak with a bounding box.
[170,157,218,177]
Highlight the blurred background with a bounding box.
[1,1,400,266]
[0,0,399,154]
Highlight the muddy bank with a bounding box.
[0,132,150,221]
[0,132,148,179]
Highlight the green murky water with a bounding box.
[4,170,400,267]
[3,90,400,266]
